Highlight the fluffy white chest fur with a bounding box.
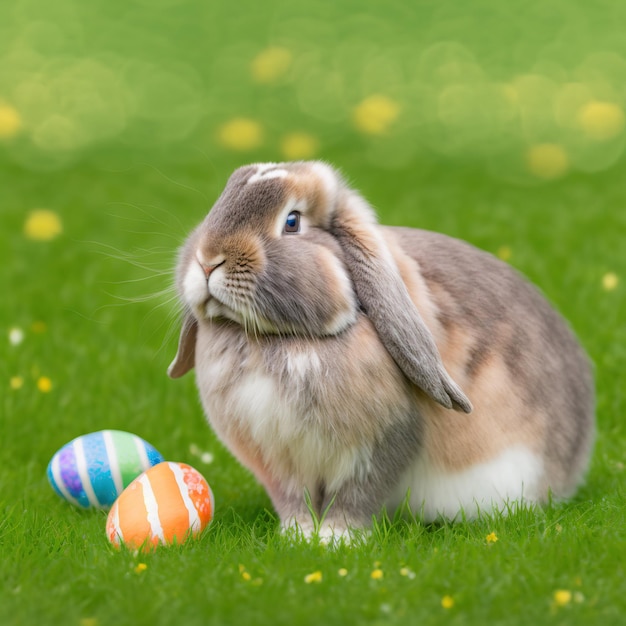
[199,348,376,495]
[199,342,543,522]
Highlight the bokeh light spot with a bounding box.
[24,209,63,241]
[32,115,83,152]
[217,118,264,151]
[280,132,319,160]
[10,376,24,390]
[9,327,25,346]
[37,376,53,393]
[0,103,23,139]
[497,246,512,261]
[251,47,292,84]
[602,272,619,291]
[578,101,625,141]
[353,95,400,135]
[31,321,47,333]
[526,143,569,180]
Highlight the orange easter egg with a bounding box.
[106,461,214,550]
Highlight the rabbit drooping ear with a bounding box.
[167,312,198,379]
[330,190,472,413]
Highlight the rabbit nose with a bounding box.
[197,253,225,279]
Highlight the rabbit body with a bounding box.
[170,162,594,536]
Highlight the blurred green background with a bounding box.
[2,0,626,177]
[2,2,626,625]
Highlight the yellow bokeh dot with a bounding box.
[304,570,323,584]
[31,321,47,333]
[578,101,625,141]
[441,595,455,609]
[602,272,619,291]
[280,132,320,160]
[24,210,63,241]
[338,568,348,577]
[353,95,400,135]
[370,568,383,580]
[10,376,24,390]
[526,144,569,180]
[497,246,512,261]
[0,103,22,139]
[553,590,572,607]
[251,47,293,84]
[37,376,53,393]
[134,563,147,574]
[217,118,263,151]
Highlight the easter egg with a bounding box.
[47,430,164,509]
[106,461,214,550]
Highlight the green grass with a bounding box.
[2,159,625,626]
[2,1,626,624]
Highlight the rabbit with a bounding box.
[168,161,594,539]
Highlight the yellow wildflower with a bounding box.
[37,377,52,393]
[24,210,63,241]
[486,532,498,543]
[441,595,454,609]
[304,570,323,584]
[370,568,383,580]
[134,563,147,574]
[553,589,572,607]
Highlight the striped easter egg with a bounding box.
[47,430,164,509]
[106,461,214,550]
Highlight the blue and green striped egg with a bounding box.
[47,430,164,509]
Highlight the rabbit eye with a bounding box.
[284,211,300,234]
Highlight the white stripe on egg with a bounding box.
[74,437,101,508]
[139,473,165,544]
[134,435,150,470]
[169,461,201,532]
[111,501,122,543]
[103,430,124,497]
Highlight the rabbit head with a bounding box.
[168,161,471,414]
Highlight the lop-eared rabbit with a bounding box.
[169,161,594,539]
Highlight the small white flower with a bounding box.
[9,327,24,346]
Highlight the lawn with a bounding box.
[2,1,626,625]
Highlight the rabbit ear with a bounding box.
[167,313,198,379]
[330,191,472,413]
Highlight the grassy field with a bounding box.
[2,1,626,625]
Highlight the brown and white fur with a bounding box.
[169,161,594,539]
